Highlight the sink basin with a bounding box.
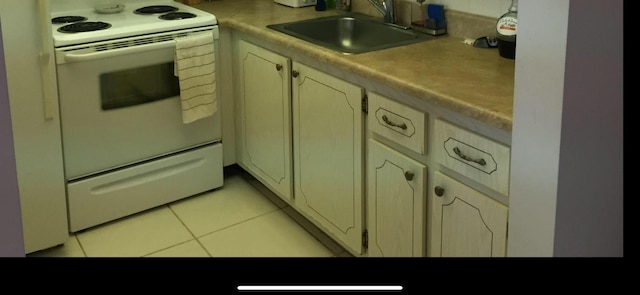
[267,13,439,54]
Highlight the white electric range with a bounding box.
[50,0,224,232]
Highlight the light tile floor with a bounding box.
[27,165,351,258]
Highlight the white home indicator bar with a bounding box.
[237,285,403,291]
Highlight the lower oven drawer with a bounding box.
[67,143,223,232]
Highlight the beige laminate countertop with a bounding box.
[191,0,515,131]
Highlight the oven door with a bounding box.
[55,27,221,180]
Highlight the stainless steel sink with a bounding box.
[267,13,440,54]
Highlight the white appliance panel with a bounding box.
[2,0,70,254]
[56,28,221,179]
[67,143,223,232]
[52,0,224,234]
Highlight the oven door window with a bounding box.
[100,62,179,110]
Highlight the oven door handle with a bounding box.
[61,41,176,63]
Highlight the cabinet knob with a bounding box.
[292,70,299,77]
[275,64,283,71]
[404,171,414,181]
[434,186,445,197]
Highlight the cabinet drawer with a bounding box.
[434,119,510,196]
[368,92,426,155]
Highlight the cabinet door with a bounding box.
[367,139,427,257]
[236,40,292,201]
[292,62,365,255]
[430,171,508,257]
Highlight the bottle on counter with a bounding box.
[496,0,517,59]
[336,0,350,13]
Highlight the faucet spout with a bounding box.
[367,0,397,24]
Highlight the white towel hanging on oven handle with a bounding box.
[174,32,217,124]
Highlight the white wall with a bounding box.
[507,0,567,257]
[401,0,513,18]
[357,0,514,20]
[508,0,623,257]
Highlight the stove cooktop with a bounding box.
[51,1,217,48]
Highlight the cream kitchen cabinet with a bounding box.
[366,139,426,257]
[430,118,510,257]
[234,39,366,255]
[235,40,293,202]
[433,119,511,196]
[292,62,365,255]
[430,171,508,257]
[366,92,427,257]
[232,37,512,258]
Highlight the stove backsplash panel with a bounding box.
[51,0,178,12]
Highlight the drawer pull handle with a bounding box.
[453,147,487,166]
[434,186,445,197]
[292,70,299,77]
[382,115,407,130]
[276,64,283,71]
[404,171,414,181]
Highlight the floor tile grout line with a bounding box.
[279,207,351,257]
[193,237,214,257]
[171,165,287,239]
[78,204,201,257]
[142,238,208,257]
[167,204,214,257]
[83,170,281,257]
[235,167,350,256]
[72,204,178,257]
[165,180,285,256]
[34,165,346,258]
[192,206,283,240]
[73,234,89,257]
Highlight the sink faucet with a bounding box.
[368,0,409,29]
[368,0,396,24]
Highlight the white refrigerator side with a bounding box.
[0,0,69,254]
[0,17,26,257]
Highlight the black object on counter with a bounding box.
[497,39,516,59]
[315,0,326,11]
[473,36,498,48]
